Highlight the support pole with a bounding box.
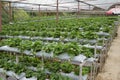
[56,0,59,23]
[9,2,12,22]
[38,4,41,17]
[94,42,97,57]
[89,5,90,10]
[90,63,93,80]
[68,7,69,11]
[79,64,82,80]
[46,8,47,16]
[16,54,19,64]
[0,1,2,31]
[77,1,80,17]
[32,8,33,17]
[41,53,44,70]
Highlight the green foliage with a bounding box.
[2,10,9,24]
[14,9,30,21]
[1,17,115,40]
[0,38,96,57]
[50,73,73,80]
[0,78,3,80]
[0,53,84,79]
[60,61,75,73]
[0,17,117,79]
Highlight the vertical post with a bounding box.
[93,62,96,80]
[32,7,33,17]
[56,0,59,23]
[76,8,77,17]
[79,64,82,80]
[0,1,2,31]
[89,5,90,10]
[12,3,15,21]
[16,54,19,64]
[39,4,41,17]
[49,10,50,16]
[46,8,47,16]
[78,1,80,17]
[102,38,105,46]
[41,55,44,70]
[90,63,93,80]
[9,2,12,22]
[94,42,97,57]
[68,7,69,12]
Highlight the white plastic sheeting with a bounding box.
[36,51,54,57]
[0,46,20,53]
[3,0,120,10]
[58,53,71,60]
[0,45,98,63]
[61,72,88,80]
[72,54,86,63]
[20,77,37,80]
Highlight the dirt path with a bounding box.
[96,27,120,80]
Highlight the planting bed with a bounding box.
[0,17,119,80]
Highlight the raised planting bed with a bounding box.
[0,17,119,80]
[0,52,93,80]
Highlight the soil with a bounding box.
[96,27,120,80]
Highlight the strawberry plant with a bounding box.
[53,42,64,55]
[64,42,82,56]
[31,41,43,54]
[60,61,75,73]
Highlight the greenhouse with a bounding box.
[0,0,120,80]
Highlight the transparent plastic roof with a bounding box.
[2,0,120,10]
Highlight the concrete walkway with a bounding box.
[96,27,120,80]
